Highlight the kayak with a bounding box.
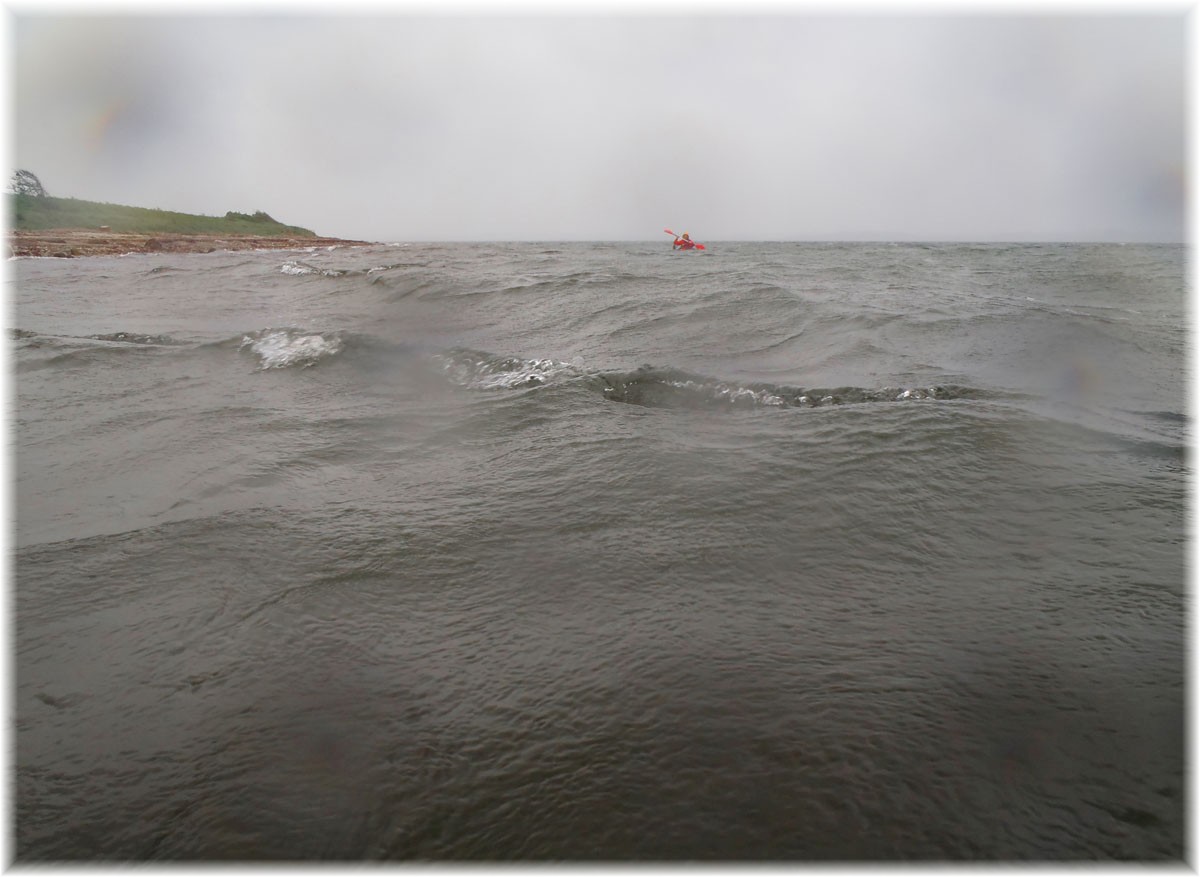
[664,228,706,251]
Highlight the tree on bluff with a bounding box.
[9,170,47,197]
[225,210,277,223]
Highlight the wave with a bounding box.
[238,328,346,370]
[13,328,184,347]
[597,365,976,410]
[13,329,193,372]
[280,260,348,277]
[11,324,996,404]
[499,270,645,294]
[433,348,584,390]
[282,258,427,279]
[1134,409,1188,425]
[431,347,990,411]
[14,325,354,373]
[87,332,184,346]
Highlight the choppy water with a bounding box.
[11,241,1186,860]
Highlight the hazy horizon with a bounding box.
[9,11,1186,244]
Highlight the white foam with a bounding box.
[280,260,345,277]
[240,329,344,369]
[437,353,578,390]
[665,379,785,407]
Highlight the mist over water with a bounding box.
[12,16,1186,243]
[12,241,1185,859]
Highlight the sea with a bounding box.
[9,240,1187,860]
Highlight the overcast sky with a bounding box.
[7,8,1187,242]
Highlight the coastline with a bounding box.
[7,228,374,258]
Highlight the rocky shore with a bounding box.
[7,229,374,258]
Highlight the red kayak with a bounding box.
[664,228,706,251]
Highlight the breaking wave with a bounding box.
[430,347,988,410]
[280,260,348,277]
[239,328,346,369]
[433,348,584,390]
[13,325,993,406]
[14,325,351,373]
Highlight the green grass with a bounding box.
[8,193,317,237]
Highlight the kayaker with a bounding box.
[673,232,696,251]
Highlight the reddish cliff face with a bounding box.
[7,229,372,258]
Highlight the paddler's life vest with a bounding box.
[676,238,696,250]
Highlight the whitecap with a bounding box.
[280,260,346,277]
[664,378,785,408]
[240,328,344,369]
[435,351,579,390]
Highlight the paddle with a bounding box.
[663,228,706,251]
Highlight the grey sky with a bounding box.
[9,11,1187,242]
